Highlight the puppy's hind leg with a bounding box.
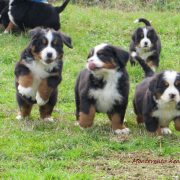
[16,94,33,120]
[4,21,14,33]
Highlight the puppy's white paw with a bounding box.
[43,117,54,122]
[18,85,35,99]
[131,51,137,58]
[16,114,23,120]
[74,121,85,130]
[114,128,130,135]
[4,30,9,34]
[16,115,29,121]
[36,92,48,106]
[161,128,172,135]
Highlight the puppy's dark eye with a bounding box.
[52,39,58,45]
[42,38,47,45]
[163,81,169,87]
[140,34,144,38]
[175,80,180,87]
[97,53,105,59]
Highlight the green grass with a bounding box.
[0,5,180,179]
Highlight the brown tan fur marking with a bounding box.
[19,103,33,118]
[4,21,14,32]
[38,79,53,102]
[78,106,96,128]
[174,119,180,131]
[18,74,33,88]
[109,113,126,130]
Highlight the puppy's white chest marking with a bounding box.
[89,71,123,113]
[136,47,154,60]
[18,61,57,100]
[152,102,180,126]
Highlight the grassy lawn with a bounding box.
[0,4,180,179]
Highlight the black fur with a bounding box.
[3,0,70,31]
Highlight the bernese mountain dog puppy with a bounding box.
[75,44,130,134]
[132,52,180,135]
[129,18,161,72]
[15,28,72,121]
[3,0,70,33]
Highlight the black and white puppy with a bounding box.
[129,18,161,72]
[75,43,130,134]
[4,0,70,33]
[133,53,180,135]
[15,28,72,121]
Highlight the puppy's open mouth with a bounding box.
[45,59,54,64]
[87,62,102,71]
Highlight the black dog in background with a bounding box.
[0,0,9,28]
[0,0,70,33]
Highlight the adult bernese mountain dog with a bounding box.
[15,27,72,121]
[75,43,130,134]
[132,52,180,135]
[129,18,161,72]
[2,0,70,33]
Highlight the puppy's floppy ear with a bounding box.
[113,46,129,68]
[28,27,42,39]
[60,32,73,49]
[149,76,158,93]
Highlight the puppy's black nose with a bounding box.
[144,42,148,46]
[169,93,176,99]
[47,52,52,58]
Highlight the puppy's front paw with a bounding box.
[18,85,35,99]
[43,117,54,122]
[36,92,48,106]
[114,128,130,135]
[161,128,172,135]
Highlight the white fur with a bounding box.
[131,51,137,58]
[135,47,154,60]
[89,70,123,113]
[114,128,130,135]
[40,31,57,63]
[18,85,36,100]
[140,28,152,49]
[161,128,172,135]
[86,43,107,69]
[43,117,54,122]
[160,71,180,103]
[8,0,17,26]
[152,101,180,126]
[36,92,48,106]
[16,114,23,120]
[134,19,139,23]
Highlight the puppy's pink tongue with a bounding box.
[88,62,96,70]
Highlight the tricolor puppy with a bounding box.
[129,18,161,71]
[75,44,130,134]
[133,53,180,135]
[15,28,72,121]
[4,0,70,33]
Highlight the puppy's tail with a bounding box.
[134,18,151,26]
[55,0,70,14]
[131,52,154,77]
